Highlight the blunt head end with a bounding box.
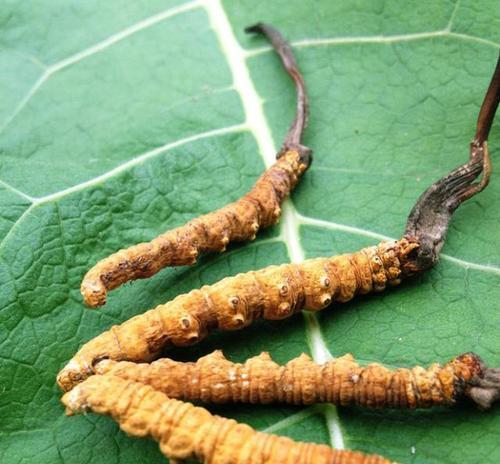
[57,358,93,392]
[81,278,107,308]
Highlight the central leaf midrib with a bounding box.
[201,0,346,449]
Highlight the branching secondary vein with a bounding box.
[0,1,201,134]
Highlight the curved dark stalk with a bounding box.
[475,57,500,145]
[245,23,311,159]
[404,56,499,272]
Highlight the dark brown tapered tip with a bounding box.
[244,23,264,34]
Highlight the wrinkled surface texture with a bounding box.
[61,375,390,464]
[0,1,499,463]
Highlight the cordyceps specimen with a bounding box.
[57,56,499,393]
[62,375,391,464]
[96,350,500,410]
[81,23,311,308]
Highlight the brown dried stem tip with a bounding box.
[96,350,500,410]
[62,375,392,464]
[80,23,311,308]
[404,57,499,271]
[245,23,310,156]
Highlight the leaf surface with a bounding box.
[0,1,499,463]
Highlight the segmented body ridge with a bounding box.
[81,150,309,307]
[62,375,390,464]
[58,238,419,391]
[97,351,482,409]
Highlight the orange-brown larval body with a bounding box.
[81,150,309,307]
[62,375,392,464]
[96,351,483,408]
[59,238,418,391]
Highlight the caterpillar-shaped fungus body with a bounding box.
[96,351,483,409]
[81,149,309,307]
[62,375,391,464]
[58,238,418,391]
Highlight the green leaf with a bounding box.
[0,1,499,463]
